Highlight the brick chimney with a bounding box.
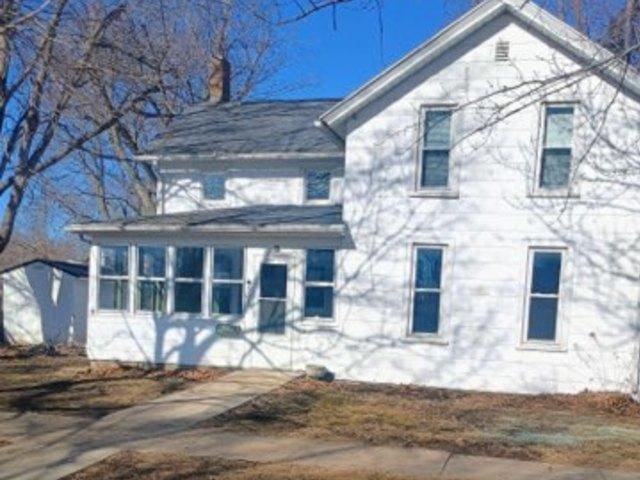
[208,56,231,103]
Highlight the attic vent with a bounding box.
[495,40,510,62]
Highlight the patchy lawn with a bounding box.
[0,345,228,418]
[204,378,640,471]
[62,450,439,480]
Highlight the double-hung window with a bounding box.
[539,105,574,189]
[305,171,331,201]
[411,247,444,334]
[212,248,244,315]
[304,249,335,319]
[98,246,129,311]
[174,247,204,314]
[203,174,226,200]
[137,246,166,312]
[525,249,563,342]
[420,109,452,189]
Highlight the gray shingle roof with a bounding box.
[68,205,345,235]
[145,99,343,158]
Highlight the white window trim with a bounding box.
[303,169,333,205]
[210,246,246,321]
[531,101,581,198]
[413,104,460,198]
[302,249,336,322]
[96,244,131,313]
[405,242,452,344]
[135,245,168,314]
[172,246,206,317]
[201,172,227,202]
[519,245,570,352]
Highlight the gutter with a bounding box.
[66,223,347,236]
[135,151,344,163]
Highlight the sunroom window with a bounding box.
[98,246,129,311]
[212,248,244,315]
[304,249,335,319]
[174,247,204,314]
[137,246,166,312]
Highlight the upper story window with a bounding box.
[98,246,129,311]
[539,105,574,189]
[304,249,335,319]
[137,246,166,313]
[174,247,204,314]
[420,109,453,189]
[305,170,331,201]
[411,246,444,335]
[525,249,564,343]
[203,174,226,200]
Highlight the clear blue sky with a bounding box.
[264,0,470,99]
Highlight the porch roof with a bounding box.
[66,204,346,236]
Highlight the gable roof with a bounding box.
[140,99,344,161]
[319,0,640,138]
[67,204,346,237]
[0,259,88,277]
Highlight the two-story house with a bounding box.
[69,0,640,395]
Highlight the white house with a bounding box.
[1,260,88,345]
[69,0,640,395]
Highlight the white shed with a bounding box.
[1,259,88,346]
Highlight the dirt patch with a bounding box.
[0,345,229,418]
[0,438,10,448]
[62,450,437,480]
[204,378,640,471]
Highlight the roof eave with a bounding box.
[136,151,344,163]
[66,223,347,237]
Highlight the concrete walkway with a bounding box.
[0,369,638,480]
[130,428,639,480]
[0,369,296,480]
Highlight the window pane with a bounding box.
[545,106,574,148]
[306,249,334,282]
[100,246,128,276]
[99,279,128,310]
[214,248,243,280]
[137,280,165,312]
[260,264,287,299]
[415,248,443,289]
[212,283,243,315]
[413,291,440,334]
[203,174,225,200]
[306,171,331,200]
[174,282,202,313]
[424,110,452,149]
[540,148,571,188]
[176,247,203,279]
[258,299,285,334]
[421,150,449,188]
[305,286,333,318]
[531,251,562,294]
[138,246,165,278]
[528,297,558,341]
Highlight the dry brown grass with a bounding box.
[0,345,228,418]
[204,378,640,471]
[0,438,10,448]
[62,450,435,480]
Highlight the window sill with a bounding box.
[409,190,459,199]
[517,342,567,353]
[300,317,338,331]
[403,334,450,346]
[528,189,580,199]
